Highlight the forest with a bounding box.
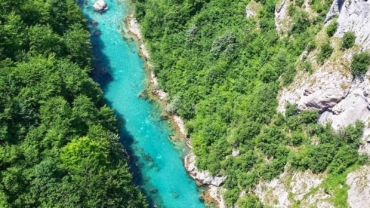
[0,0,147,207]
[132,0,369,206]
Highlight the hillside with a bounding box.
[131,0,370,207]
[0,0,147,207]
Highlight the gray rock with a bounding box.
[232,149,240,157]
[274,0,291,34]
[334,0,370,50]
[93,0,107,11]
[324,0,345,23]
[347,166,370,208]
[184,153,226,187]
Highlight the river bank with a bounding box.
[124,13,189,141]
[123,13,226,208]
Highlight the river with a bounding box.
[80,0,206,207]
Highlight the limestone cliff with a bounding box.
[278,0,370,149]
[275,0,370,207]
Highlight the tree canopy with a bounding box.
[0,0,147,207]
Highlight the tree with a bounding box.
[326,21,338,37]
[351,52,370,74]
[341,32,356,50]
[317,41,333,64]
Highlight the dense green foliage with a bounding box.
[317,41,334,64]
[350,52,370,74]
[0,0,146,207]
[133,0,364,206]
[326,21,338,37]
[341,32,356,50]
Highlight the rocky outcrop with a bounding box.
[255,169,326,207]
[208,186,226,208]
[277,61,353,113]
[93,0,108,11]
[346,165,370,208]
[326,0,370,50]
[184,153,226,207]
[278,0,370,152]
[246,0,262,18]
[232,148,240,157]
[324,0,345,23]
[274,0,291,35]
[184,153,226,187]
[318,74,370,129]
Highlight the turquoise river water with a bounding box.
[80,0,206,207]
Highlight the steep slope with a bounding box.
[131,0,370,207]
[277,0,370,207]
[0,0,147,206]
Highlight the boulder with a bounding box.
[232,149,240,157]
[90,21,98,26]
[93,0,107,11]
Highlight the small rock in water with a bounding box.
[143,153,153,162]
[171,192,179,198]
[150,188,158,194]
[160,112,169,120]
[93,30,101,36]
[90,21,98,26]
[93,0,108,11]
[148,162,154,168]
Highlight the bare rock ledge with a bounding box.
[93,0,107,11]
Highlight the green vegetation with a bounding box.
[341,32,356,50]
[317,41,334,64]
[351,52,370,74]
[132,0,364,206]
[0,0,146,207]
[326,21,338,37]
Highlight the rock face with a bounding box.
[184,153,226,187]
[346,165,370,208]
[255,169,326,207]
[184,153,226,208]
[274,0,291,35]
[326,0,370,50]
[273,1,370,207]
[93,0,107,11]
[278,0,370,151]
[277,62,353,114]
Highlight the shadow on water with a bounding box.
[79,3,165,208]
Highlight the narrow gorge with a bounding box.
[81,0,206,207]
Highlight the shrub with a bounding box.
[341,32,356,49]
[291,131,304,146]
[238,194,263,208]
[351,52,370,74]
[301,60,312,73]
[326,21,338,37]
[285,103,298,117]
[307,143,336,173]
[296,0,304,7]
[306,41,317,52]
[165,96,181,114]
[317,41,333,64]
[210,31,236,57]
